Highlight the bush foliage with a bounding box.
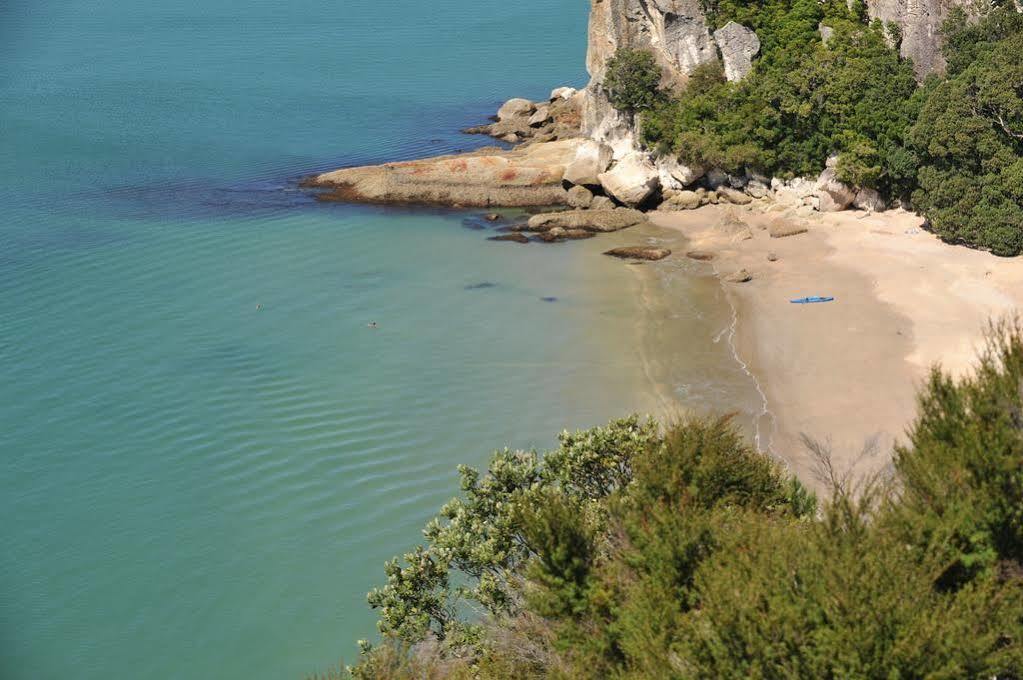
[339,324,1023,679]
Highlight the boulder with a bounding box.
[562,228,596,240]
[686,250,716,261]
[550,86,577,101]
[745,180,769,199]
[767,252,779,262]
[528,106,552,127]
[563,140,614,187]
[718,186,753,205]
[815,167,856,212]
[567,185,594,209]
[598,153,661,207]
[484,213,501,221]
[853,187,886,212]
[589,195,616,210]
[604,246,672,261]
[659,190,702,211]
[819,23,835,44]
[705,169,729,189]
[769,220,809,238]
[773,177,817,207]
[724,268,753,283]
[527,208,647,233]
[497,98,536,121]
[655,156,705,190]
[713,22,761,81]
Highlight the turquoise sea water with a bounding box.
[1,1,762,677]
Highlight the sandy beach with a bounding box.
[650,204,1023,491]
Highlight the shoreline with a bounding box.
[651,204,1023,492]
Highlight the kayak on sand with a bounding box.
[790,296,835,304]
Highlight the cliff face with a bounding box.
[583,0,719,151]
[867,0,974,77]
[582,0,985,140]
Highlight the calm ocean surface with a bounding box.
[0,1,761,677]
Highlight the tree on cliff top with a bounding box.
[602,49,664,115]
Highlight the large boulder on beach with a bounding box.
[566,185,594,208]
[815,157,856,212]
[713,22,761,82]
[853,187,886,212]
[659,190,703,211]
[717,186,752,205]
[527,208,647,233]
[497,98,536,121]
[598,153,660,207]
[604,246,672,261]
[655,156,705,190]
[564,139,614,187]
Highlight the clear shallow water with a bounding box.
[0,2,759,678]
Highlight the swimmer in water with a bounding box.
[367,321,378,329]
[256,304,263,311]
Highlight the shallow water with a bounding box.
[0,2,760,678]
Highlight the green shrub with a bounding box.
[603,49,664,114]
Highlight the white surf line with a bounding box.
[712,266,778,461]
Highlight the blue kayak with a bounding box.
[790,296,835,304]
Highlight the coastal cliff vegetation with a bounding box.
[627,2,1023,255]
[325,322,1023,679]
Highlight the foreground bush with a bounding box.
[336,322,1023,678]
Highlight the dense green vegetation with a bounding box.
[331,322,1023,679]
[638,2,1023,254]
[909,8,1023,256]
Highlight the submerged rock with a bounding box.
[489,233,530,243]
[603,246,672,261]
[686,250,716,261]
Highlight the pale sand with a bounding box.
[651,204,1023,492]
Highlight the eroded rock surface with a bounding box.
[309,139,581,207]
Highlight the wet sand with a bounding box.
[651,205,1023,492]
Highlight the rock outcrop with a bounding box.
[564,139,614,187]
[713,22,761,81]
[526,208,648,232]
[598,152,660,206]
[603,246,672,261]
[309,139,581,207]
[866,0,979,79]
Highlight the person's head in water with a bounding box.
[367,321,378,328]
